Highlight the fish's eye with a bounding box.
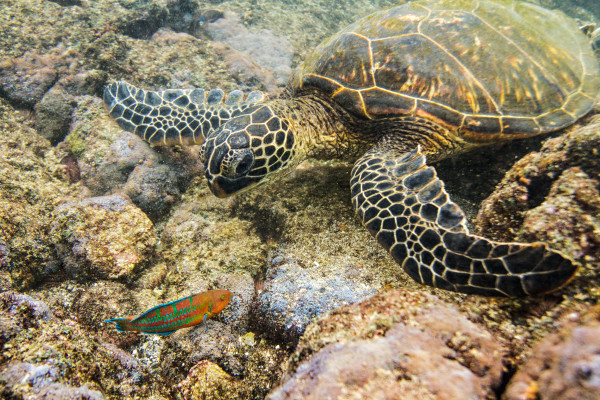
[220,295,226,300]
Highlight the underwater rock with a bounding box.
[504,316,600,400]
[68,96,159,194]
[210,41,278,93]
[0,289,163,398]
[254,257,376,344]
[174,338,286,400]
[0,291,55,321]
[48,0,83,7]
[164,320,240,375]
[123,163,183,220]
[113,2,169,39]
[476,115,600,243]
[57,69,108,98]
[216,272,256,332]
[0,361,104,400]
[0,52,58,107]
[159,185,266,291]
[158,321,253,389]
[0,97,79,289]
[226,160,399,344]
[0,292,55,347]
[475,115,600,293]
[269,288,505,400]
[90,134,156,192]
[0,46,82,108]
[34,84,75,145]
[204,11,293,88]
[68,96,199,218]
[135,308,286,399]
[518,167,600,264]
[178,360,242,400]
[51,194,157,281]
[68,281,139,334]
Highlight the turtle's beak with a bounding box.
[206,175,260,198]
[206,176,228,198]
[207,178,227,198]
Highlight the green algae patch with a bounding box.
[65,96,115,161]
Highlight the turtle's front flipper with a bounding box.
[103,81,265,145]
[350,144,577,297]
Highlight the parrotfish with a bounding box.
[104,289,232,336]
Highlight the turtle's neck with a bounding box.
[268,90,468,164]
[271,90,373,161]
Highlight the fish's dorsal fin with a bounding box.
[129,295,192,323]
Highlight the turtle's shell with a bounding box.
[292,0,600,140]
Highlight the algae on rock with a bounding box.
[0,98,79,289]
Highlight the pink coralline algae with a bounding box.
[505,317,600,400]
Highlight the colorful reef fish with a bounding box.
[104,289,232,336]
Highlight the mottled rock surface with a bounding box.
[66,96,199,218]
[269,289,506,400]
[0,52,58,107]
[1,362,104,400]
[34,85,75,144]
[0,97,80,289]
[476,115,600,242]
[0,291,165,399]
[227,159,401,343]
[51,194,156,281]
[504,313,600,400]
[205,11,293,89]
[123,163,183,219]
[178,360,241,400]
[475,115,600,298]
[66,96,159,194]
[255,256,376,343]
[519,167,600,264]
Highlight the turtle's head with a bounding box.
[200,104,299,197]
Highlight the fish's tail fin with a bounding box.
[104,318,133,332]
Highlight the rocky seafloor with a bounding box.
[0,0,599,399]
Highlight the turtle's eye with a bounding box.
[221,148,254,178]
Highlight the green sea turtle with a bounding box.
[103,0,600,296]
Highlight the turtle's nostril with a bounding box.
[199,144,207,164]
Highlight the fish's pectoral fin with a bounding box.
[144,330,176,336]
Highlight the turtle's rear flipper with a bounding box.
[350,144,577,297]
[103,81,265,146]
